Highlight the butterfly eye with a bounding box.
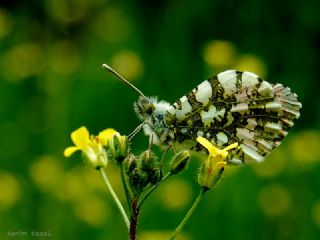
[145,103,155,115]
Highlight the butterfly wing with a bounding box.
[165,70,302,164]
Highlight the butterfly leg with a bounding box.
[128,123,144,141]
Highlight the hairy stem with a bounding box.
[129,198,140,240]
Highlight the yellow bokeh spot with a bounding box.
[54,166,124,203]
[0,172,21,210]
[48,40,80,75]
[258,184,291,217]
[158,179,192,210]
[253,148,286,177]
[73,195,110,227]
[139,231,189,240]
[203,40,236,67]
[311,201,320,228]
[29,156,63,192]
[2,43,45,82]
[92,8,132,43]
[290,131,320,165]
[111,50,144,81]
[46,0,91,24]
[81,168,106,191]
[82,164,122,195]
[54,168,89,201]
[0,8,12,39]
[233,54,266,78]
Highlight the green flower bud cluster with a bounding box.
[125,150,162,196]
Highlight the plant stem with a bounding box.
[170,188,208,240]
[129,198,139,240]
[120,163,133,215]
[99,168,130,229]
[137,172,171,209]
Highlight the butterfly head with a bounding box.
[133,96,156,121]
[102,64,172,145]
[134,96,172,144]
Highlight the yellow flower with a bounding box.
[196,136,238,189]
[64,126,116,169]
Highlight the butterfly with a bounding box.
[103,65,302,164]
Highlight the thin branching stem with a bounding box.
[120,163,133,216]
[138,172,171,210]
[170,187,208,240]
[100,168,130,229]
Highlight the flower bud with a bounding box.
[197,159,226,189]
[122,154,147,195]
[146,167,162,186]
[124,154,138,172]
[139,150,162,185]
[140,150,159,170]
[169,150,190,175]
[108,133,129,163]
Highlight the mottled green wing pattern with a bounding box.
[165,70,302,164]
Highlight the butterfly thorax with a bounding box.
[134,96,174,145]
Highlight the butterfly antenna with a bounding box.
[102,63,147,98]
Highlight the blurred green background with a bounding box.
[0,0,320,239]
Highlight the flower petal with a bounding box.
[197,136,218,155]
[223,142,238,152]
[64,146,80,157]
[71,126,90,149]
[98,128,117,146]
